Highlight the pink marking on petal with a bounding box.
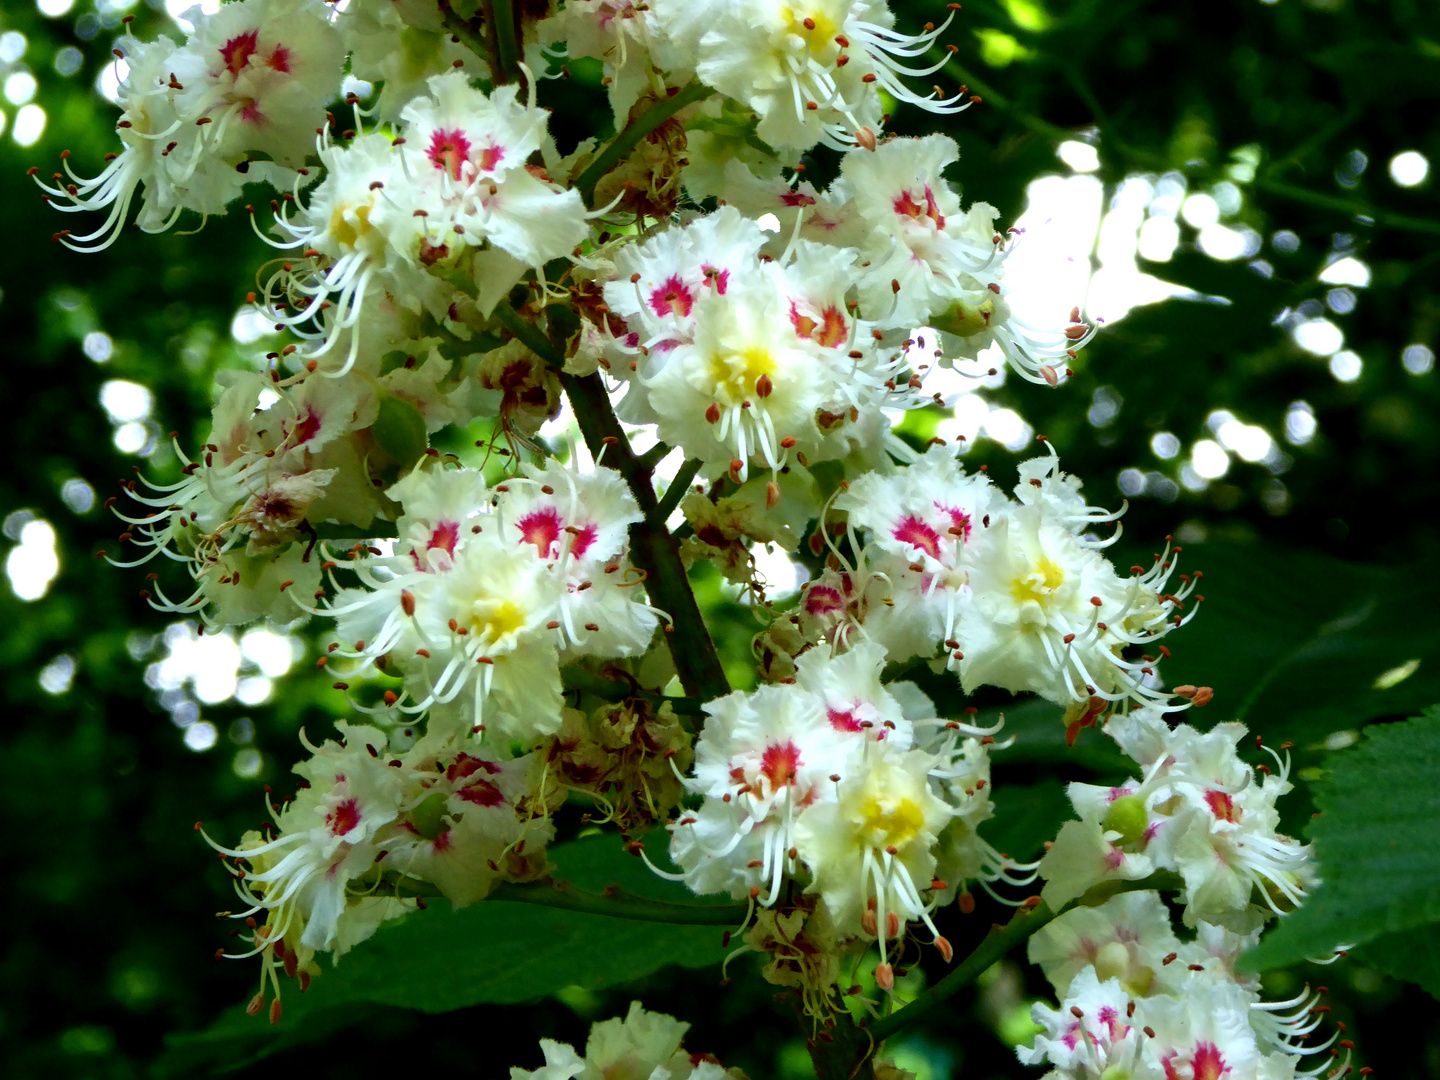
[478,143,505,173]
[827,707,864,733]
[760,741,801,789]
[780,190,816,207]
[648,275,694,318]
[427,129,473,181]
[804,585,845,615]
[457,778,505,807]
[517,508,562,557]
[936,503,971,541]
[702,265,729,295]
[1205,790,1239,823]
[893,515,941,559]
[569,522,598,559]
[446,754,502,783]
[327,797,361,837]
[289,406,322,447]
[219,30,258,77]
[265,45,291,73]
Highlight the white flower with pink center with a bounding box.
[1019,968,1156,1080]
[668,681,854,904]
[321,461,657,744]
[174,0,344,168]
[791,639,914,749]
[792,740,956,987]
[205,723,418,967]
[498,458,658,660]
[832,445,1000,665]
[605,210,906,478]
[260,72,586,373]
[36,0,342,250]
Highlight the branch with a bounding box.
[479,0,522,85]
[492,298,562,366]
[1253,178,1440,237]
[573,80,715,206]
[487,303,729,701]
[562,371,731,703]
[867,873,1181,1044]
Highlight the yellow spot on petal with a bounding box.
[470,598,527,643]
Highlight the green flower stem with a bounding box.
[867,873,1181,1045]
[490,878,747,925]
[491,297,561,364]
[573,80,715,206]
[561,370,731,703]
[489,299,728,701]
[480,0,521,84]
[650,457,703,528]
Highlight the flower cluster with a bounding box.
[37,0,342,247]
[1038,709,1315,927]
[1021,891,1340,1080]
[37,0,1329,1065]
[663,639,1033,995]
[321,458,659,743]
[762,442,1199,719]
[205,721,558,1021]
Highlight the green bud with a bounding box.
[408,792,450,840]
[930,296,995,339]
[1103,794,1149,848]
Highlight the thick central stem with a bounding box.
[560,372,731,704]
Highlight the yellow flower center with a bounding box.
[783,5,840,50]
[1009,556,1065,606]
[708,345,776,407]
[328,202,374,251]
[469,597,527,644]
[858,793,925,851]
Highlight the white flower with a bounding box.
[1028,891,1183,1000]
[37,0,342,249]
[672,681,852,903]
[793,740,955,984]
[835,444,1001,664]
[649,0,967,151]
[322,461,656,746]
[510,1002,744,1080]
[604,209,906,479]
[262,73,587,372]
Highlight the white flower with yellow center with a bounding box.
[792,742,955,988]
[650,0,967,151]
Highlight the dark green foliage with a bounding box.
[1245,707,1440,979]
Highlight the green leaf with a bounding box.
[157,833,733,1075]
[1242,707,1440,972]
[1154,543,1440,748]
[1353,925,1440,1002]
